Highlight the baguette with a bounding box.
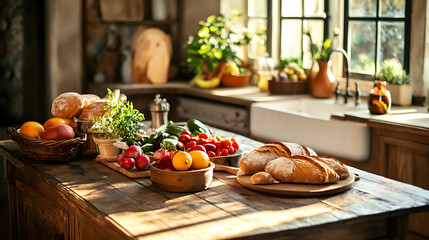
[313,156,349,179]
[239,142,317,175]
[264,156,339,184]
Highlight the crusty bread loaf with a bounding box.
[314,156,349,179]
[264,156,339,184]
[239,142,317,175]
[250,171,277,185]
[78,100,108,121]
[51,92,87,119]
[81,94,100,105]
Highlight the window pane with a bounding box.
[303,20,324,68]
[281,20,302,59]
[378,22,405,70]
[281,0,302,17]
[349,0,376,17]
[248,0,267,17]
[304,0,325,17]
[248,19,268,58]
[348,21,376,74]
[380,0,405,17]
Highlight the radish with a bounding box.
[122,157,135,170]
[135,155,150,171]
[116,153,127,166]
[125,145,142,159]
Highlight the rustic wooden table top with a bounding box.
[2,130,429,239]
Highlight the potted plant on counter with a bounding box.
[378,58,412,106]
[186,14,253,88]
[89,88,145,161]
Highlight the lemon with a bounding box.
[172,152,192,171]
[189,150,210,169]
[224,62,240,74]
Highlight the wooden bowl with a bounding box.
[221,72,251,88]
[150,162,215,192]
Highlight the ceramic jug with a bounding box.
[311,60,336,98]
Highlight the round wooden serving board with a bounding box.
[236,171,355,197]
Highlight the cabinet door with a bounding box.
[15,180,68,240]
[380,136,429,238]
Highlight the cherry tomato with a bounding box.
[215,142,223,150]
[222,139,232,148]
[207,151,216,157]
[190,136,199,142]
[231,138,239,149]
[227,146,235,154]
[202,143,216,151]
[179,134,191,142]
[181,130,191,135]
[205,138,216,145]
[215,149,222,156]
[177,141,185,150]
[198,138,206,145]
[189,145,206,152]
[185,141,197,150]
[221,148,229,156]
[198,133,209,139]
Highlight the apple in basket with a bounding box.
[42,124,75,140]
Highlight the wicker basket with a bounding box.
[6,127,87,162]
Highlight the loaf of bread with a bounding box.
[81,94,100,105]
[239,142,317,175]
[264,156,339,184]
[250,171,277,185]
[78,100,108,121]
[51,92,87,119]
[314,156,349,179]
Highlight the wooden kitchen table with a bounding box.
[1,133,429,239]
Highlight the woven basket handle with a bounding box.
[6,127,19,141]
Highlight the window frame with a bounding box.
[343,0,411,80]
[278,0,330,65]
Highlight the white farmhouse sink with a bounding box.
[250,98,370,162]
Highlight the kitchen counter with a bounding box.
[2,127,429,239]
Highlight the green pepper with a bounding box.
[148,130,164,144]
[187,119,212,136]
[162,138,178,152]
[168,135,179,140]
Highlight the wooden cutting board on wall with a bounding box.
[131,27,172,84]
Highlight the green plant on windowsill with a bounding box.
[377,58,411,85]
[88,88,145,145]
[185,13,253,80]
[305,29,340,61]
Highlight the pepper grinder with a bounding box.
[149,94,170,129]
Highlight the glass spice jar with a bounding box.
[368,80,391,114]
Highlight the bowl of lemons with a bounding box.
[221,62,252,88]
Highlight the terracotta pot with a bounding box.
[93,137,120,161]
[311,60,336,98]
[202,61,226,80]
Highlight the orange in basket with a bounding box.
[20,121,45,139]
[44,117,76,129]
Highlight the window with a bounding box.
[247,0,269,59]
[344,0,410,79]
[280,0,328,69]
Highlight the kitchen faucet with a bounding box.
[328,48,358,105]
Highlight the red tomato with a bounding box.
[215,149,222,156]
[207,151,216,157]
[189,145,206,152]
[177,141,185,150]
[215,142,223,150]
[202,143,216,151]
[222,139,232,148]
[190,136,199,142]
[205,138,216,145]
[227,146,235,154]
[179,134,191,142]
[185,141,197,150]
[198,133,209,139]
[181,130,191,135]
[231,138,239,149]
[198,138,206,145]
[221,148,229,156]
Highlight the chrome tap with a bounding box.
[328,48,352,104]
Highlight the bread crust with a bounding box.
[250,172,276,185]
[51,92,86,119]
[265,156,339,184]
[314,156,350,179]
[78,100,108,121]
[239,142,318,175]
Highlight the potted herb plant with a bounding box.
[305,30,340,98]
[186,14,252,88]
[89,88,145,161]
[378,59,412,106]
